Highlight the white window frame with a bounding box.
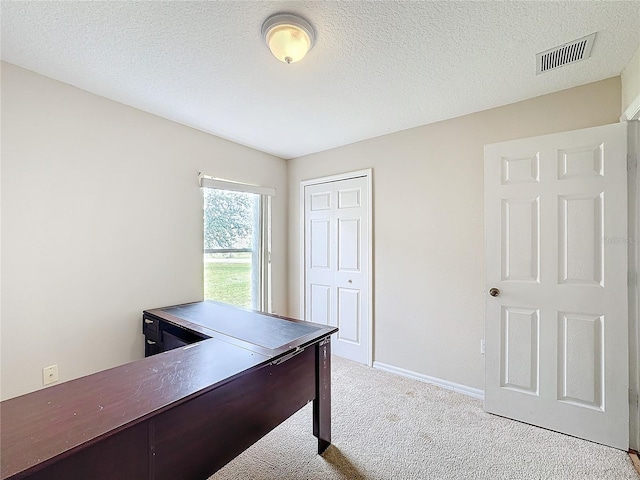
[199,174,274,312]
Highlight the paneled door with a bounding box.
[484,123,628,449]
[303,172,371,365]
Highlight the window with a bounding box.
[200,175,272,312]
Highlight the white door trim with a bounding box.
[621,93,640,122]
[629,119,640,451]
[300,169,373,366]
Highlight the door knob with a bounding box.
[489,288,500,297]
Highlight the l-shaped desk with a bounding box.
[1,301,337,480]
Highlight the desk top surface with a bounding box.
[159,301,321,350]
[1,302,336,480]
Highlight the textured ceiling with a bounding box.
[2,1,639,159]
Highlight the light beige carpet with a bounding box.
[211,356,637,480]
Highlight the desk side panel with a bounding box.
[15,422,149,480]
[151,346,316,480]
[313,337,332,453]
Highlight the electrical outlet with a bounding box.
[480,339,485,355]
[43,365,59,386]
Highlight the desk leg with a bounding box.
[313,336,331,454]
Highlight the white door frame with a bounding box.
[299,169,373,366]
[623,93,640,451]
[627,118,640,452]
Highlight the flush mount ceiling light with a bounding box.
[262,13,315,64]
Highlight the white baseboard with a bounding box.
[373,361,484,401]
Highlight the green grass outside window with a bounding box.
[204,262,252,308]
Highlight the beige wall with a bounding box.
[0,62,288,400]
[0,61,626,400]
[288,77,622,390]
[622,44,640,116]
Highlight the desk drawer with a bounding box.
[145,338,163,357]
[143,316,161,342]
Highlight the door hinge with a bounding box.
[630,388,639,409]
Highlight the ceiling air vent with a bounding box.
[536,33,596,74]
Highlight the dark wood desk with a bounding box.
[1,301,337,480]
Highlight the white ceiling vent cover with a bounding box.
[536,33,596,74]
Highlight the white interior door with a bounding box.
[304,173,371,365]
[484,123,629,450]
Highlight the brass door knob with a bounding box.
[489,288,500,297]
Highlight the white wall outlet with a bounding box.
[43,365,59,385]
[480,339,485,355]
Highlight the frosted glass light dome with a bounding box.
[262,14,315,64]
